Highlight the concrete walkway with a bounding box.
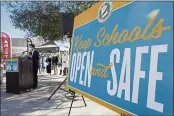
[1,74,119,116]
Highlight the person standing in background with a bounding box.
[40,54,45,74]
[58,52,62,75]
[29,44,40,89]
[43,55,47,74]
[38,54,41,74]
[59,52,64,76]
[41,55,47,74]
[46,55,52,75]
[62,52,69,76]
[52,53,58,75]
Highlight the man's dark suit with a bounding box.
[52,56,58,65]
[30,50,39,88]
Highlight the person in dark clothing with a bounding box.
[46,56,52,75]
[29,44,39,89]
[52,53,58,75]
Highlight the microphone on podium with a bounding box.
[19,51,27,57]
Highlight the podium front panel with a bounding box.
[19,58,33,90]
[6,58,34,93]
[6,58,20,93]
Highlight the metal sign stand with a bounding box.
[47,34,87,116]
[47,77,87,116]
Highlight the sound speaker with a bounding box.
[60,13,74,37]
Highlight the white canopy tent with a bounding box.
[36,45,58,48]
[35,41,59,53]
[35,40,70,53]
[59,46,69,52]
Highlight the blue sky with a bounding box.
[1,5,26,38]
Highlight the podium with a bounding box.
[6,57,34,94]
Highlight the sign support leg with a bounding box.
[82,96,87,106]
[47,77,67,100]
[68,92,75,116]
[68,92,87,116]
[47,77,87,116]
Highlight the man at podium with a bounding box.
[29,44,40,89]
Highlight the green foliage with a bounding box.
[3,1,97,41]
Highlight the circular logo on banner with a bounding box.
[98,2,112,23]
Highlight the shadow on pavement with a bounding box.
[1,75,86,116]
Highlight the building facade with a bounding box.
[11,38,27,57]
[11,37,46,57]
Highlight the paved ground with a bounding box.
[1,73,119,116]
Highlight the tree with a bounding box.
[3,1,97,41]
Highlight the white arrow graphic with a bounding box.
[4,40,8,44]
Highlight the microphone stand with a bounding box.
[18,51,27,57]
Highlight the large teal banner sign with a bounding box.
[67,1,173,115]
